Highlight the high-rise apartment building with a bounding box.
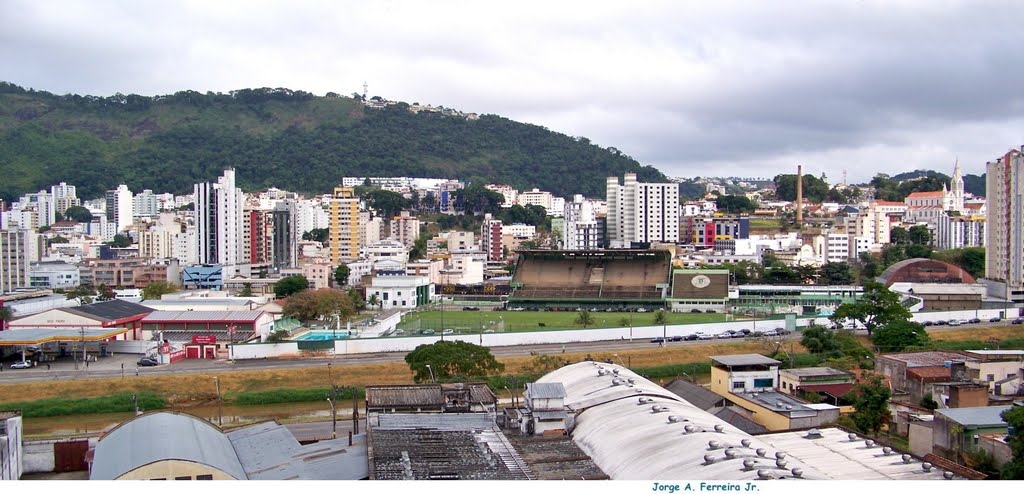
[985,147,1024,303]
[272,200,297,269]
[481,214,503,261]
[132,189,160,218]
[389,211,420,249]
[194,170,244,272]
[0,229,31,293]
[563,194,599,250]
[50,182,80,216]
[105,184,134,232]
[329,187,360,264]
[606,173,679,248]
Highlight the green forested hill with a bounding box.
[0,82,666,201]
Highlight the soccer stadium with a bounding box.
[508,250,672,311]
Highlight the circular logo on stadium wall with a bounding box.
[691,275,711,288]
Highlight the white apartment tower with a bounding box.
[0,229,32,293]
[194,169,244,272]
[563,194,599,250]
[50,182,80,216]
[105,184,134,232]
[986,147,1024,303]
[606,173,679,248]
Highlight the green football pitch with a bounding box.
[395,310,732,334]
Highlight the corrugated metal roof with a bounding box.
[664,379,727,411]
[799,383,855,397]
[366,385,444,407]
[758,428,957,480]
[64,299,154,322]
[526,382,566,400]
[711,408,768,434]
[227,422,368,480]
[710,354,781,367]
[90,411,245,480]
[935,406,1012,427]
[906,367,951,380]
[141,310,264,323]
[781,367,851,378]
[880,351,970,367]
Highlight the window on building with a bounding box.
[175,476,192,480]
[732,381,745,390]
[753,378,774,388]
[196,474,213,480]
[987,374,995,381]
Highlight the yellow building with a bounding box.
[329,186,360,264]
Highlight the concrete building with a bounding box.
[0,411,22,480]
[366,274,433,309]
[845,203,890,250]
[132,189,160,218]
[50,182,79,218]
[388,211,420,249]
[329,187,360,264]
[932,406,1011,460]
[962,350,1024,395]
[936,213,985,250]
[519,382,568,436]
[563,194,599,250]
[105,184,134,232]
[875,351,975,405]
[195,170,244,276]
[272,200,297,269]
[985,146,1024,303]
[517,188,553,211]
[480,214,502,262]
[364,240,408,270]
[0,230,32,294]
[28,261,80,289]
[606,173,679,248]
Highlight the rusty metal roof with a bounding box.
[365,384,496,407]
[879,351,971,367]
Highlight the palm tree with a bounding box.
[575,309,594,328]
[367,294,382,312]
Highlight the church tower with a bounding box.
[948,159,964,213]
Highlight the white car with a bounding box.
[442,329,454,335]
[947,320,961,326]
[10,361,33,369]
[761,329,779,337]
[509,307,526,311]
[636,308,649,313]
[696,332,714,340]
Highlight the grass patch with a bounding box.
[3,392,165,418]
[750,218,782,230]
[229,387,364,406]
[397,310,730,333]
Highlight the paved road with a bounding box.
[0,321,1015,385]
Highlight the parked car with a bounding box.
[934,320,948,326]
[650,337,666,344]
[948,320,961,326]
[923,321,934,326]
[509,307,526,311]
[10,361,33,369]
[137,357,159,367]
[636,308,649,313]
[731,331,746,339]
[968,318,981,324]
[989,317,1002,323]
[683,334,700,341]
[716,331,734,339]
[1013,318,1024,325]
[761,329,779,337]
[442,329,454,335]
[737,329,752,336]
[696,332,714,340]
[462,306,480,311]
[670,335,684,342]
[422,329,436,335]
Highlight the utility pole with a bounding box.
[214,376,223,426]
[352,387,359,435]
[326,395,337,439]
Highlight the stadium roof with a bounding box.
[0,327,131,345]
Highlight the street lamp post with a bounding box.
[327,362,333,388]
[425,364,436,384]
[326,396,337,439]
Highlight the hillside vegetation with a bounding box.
[0,82,666,201]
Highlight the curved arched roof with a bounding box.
[536,362,826,480]
[876,258,976,287]
[90,411,245,480]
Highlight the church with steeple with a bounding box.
[904,161,965,223]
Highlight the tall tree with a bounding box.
[871,320,930,352]
[63,205,94,223]
[142,281,178,300]
[830,281,911,335]
[908,225,931,245]
[1001,406,1024,479]
[820,262,855,285]
[889,227,909,245]
[845,373,892,436]
[714,195,757,214]
[800,325,842,357]
[404,341,505,383]
[772,174,830,202]
[274,275,309,298]
[334,264,350,287]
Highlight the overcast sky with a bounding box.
[3,0,1023,184]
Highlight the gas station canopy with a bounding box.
[0,327,132,346]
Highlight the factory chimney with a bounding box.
[795,164,803,228]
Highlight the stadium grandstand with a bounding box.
[508,250,671,310]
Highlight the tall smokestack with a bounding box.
[795,164,803,227]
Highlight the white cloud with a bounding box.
[2,0,1024,184]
